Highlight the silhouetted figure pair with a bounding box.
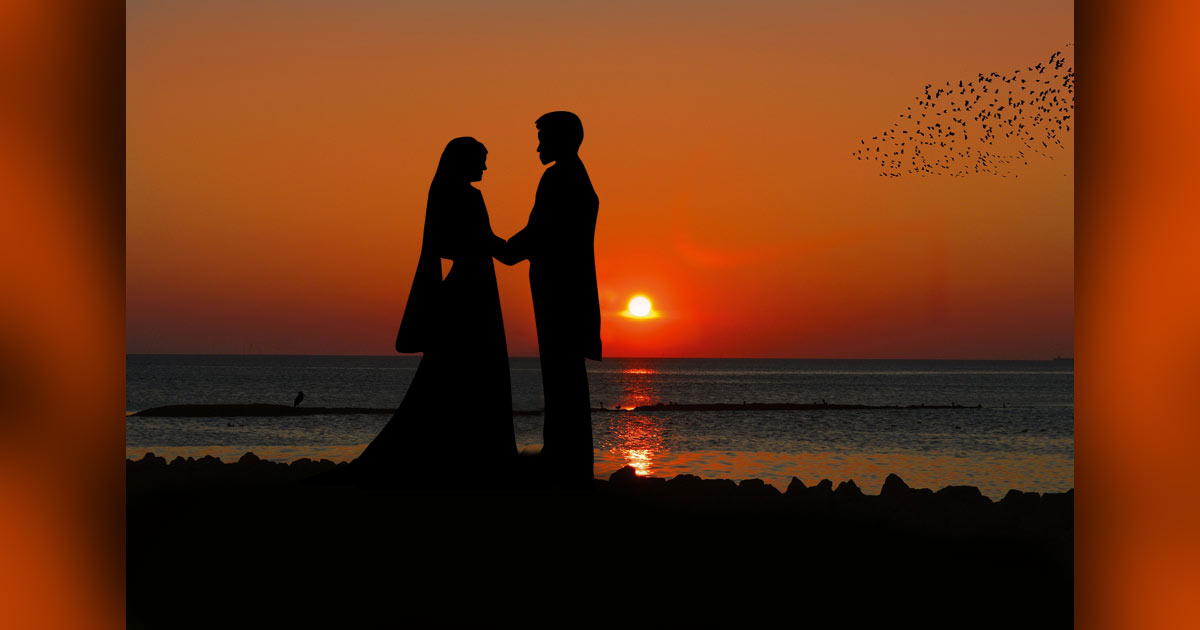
[353,112,599,488]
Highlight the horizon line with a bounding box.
[125,352,1073,361]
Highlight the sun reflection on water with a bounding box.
[615,365,661,411]
[604,366,670,474]
[622,449,655,476]
[606,413,667,477]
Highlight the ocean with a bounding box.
[126,355,1074,498]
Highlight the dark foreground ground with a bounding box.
[128,453,1072,628]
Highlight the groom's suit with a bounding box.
[505,155,600,479]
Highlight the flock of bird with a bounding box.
[855,48,1074,178]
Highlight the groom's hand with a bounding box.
[492,235,517,265]
[497,227,532,266]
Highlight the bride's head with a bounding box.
[433,137,488,186]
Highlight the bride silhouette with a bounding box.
[353,137,516,484]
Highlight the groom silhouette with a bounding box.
[500,111,600,487]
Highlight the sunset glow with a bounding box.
[126,1,1073,359]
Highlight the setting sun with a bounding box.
[621,295,661,319]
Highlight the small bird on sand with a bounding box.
[294,391,305,407]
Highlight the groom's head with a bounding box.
[535,111,583,165]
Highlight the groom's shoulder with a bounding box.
[539,162,595,204]
[546,160,592,184]
[538,163,574,192]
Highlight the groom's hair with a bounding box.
[535,111,583,152]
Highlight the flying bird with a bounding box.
[855,48,1073,178]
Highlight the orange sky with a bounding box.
[126,0,1073,358]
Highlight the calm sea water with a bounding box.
[126,355,1074,498]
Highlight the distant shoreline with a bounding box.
[130,401,986,417]
[125,353,1076,362]
[130,404,396,417]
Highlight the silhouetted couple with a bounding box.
[353,111,600,489]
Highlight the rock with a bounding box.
[197,455,223,469]
[997,490,1043,524]
[785,477,807,497]
[738,478,782,499]
[609,465,639,485]
[139,453,167,467]
[667,473,703,487]
[935,485,991,508]
[288,458,321,479]
[701,478,739,498]
[1000,489,1040,505]
[880,473,911,500]
[665,474,705,497]
[834,479,863,499]
[809,479,834,498]
[312,459,339,473]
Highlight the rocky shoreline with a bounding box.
[127,451,1070,534]
[128,452,1072,627]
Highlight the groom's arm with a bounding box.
[497,171,553,265]
[497,224,533,266]
[486,218,508,262]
